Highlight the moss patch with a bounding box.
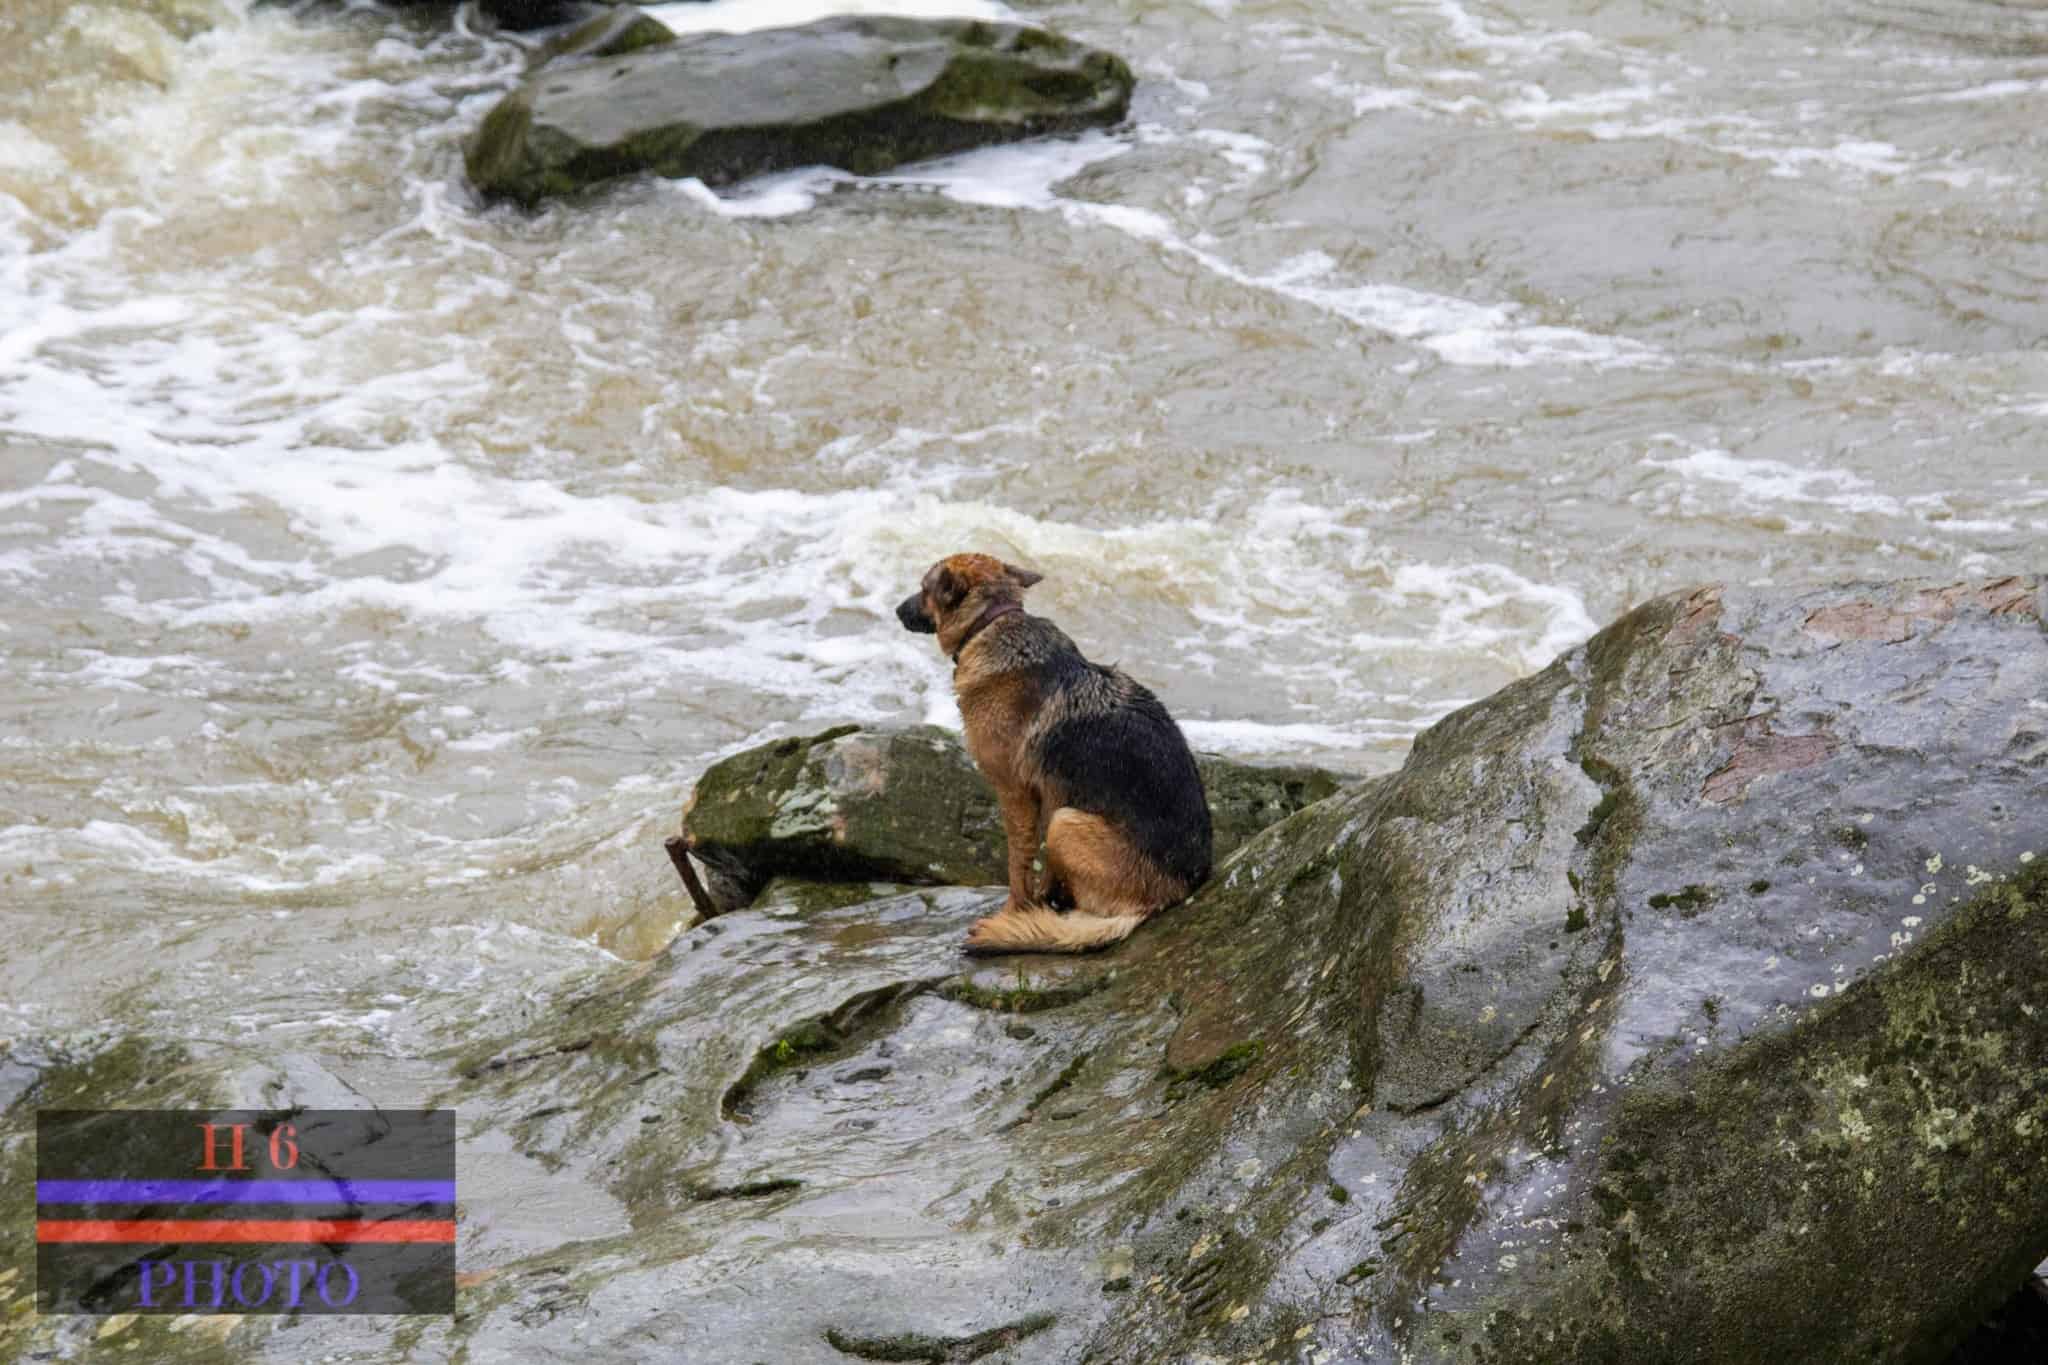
[1646,883,1719,914]
[1023,1050,1093,1116]
[719,982,931,1122]
[1574,757,1624,846]
[691,1177,803,1201]
[723,1022,841,1119]
[1165,1040,1263,1096]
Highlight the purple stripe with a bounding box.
[36,1179,454,1205]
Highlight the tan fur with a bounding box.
[963,905,1146,954]
[930,554,1020,660]
[956,668,1045,906]
[1041,807,1177,916]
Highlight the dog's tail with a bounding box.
[964,906,1147,955]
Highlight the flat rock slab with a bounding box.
[465,15,1135,204]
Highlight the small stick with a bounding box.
[664,835,716,920]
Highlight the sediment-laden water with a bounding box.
[1,0,2043,1049]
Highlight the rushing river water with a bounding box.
[1,0,2043,1049]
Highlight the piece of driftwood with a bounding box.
[663,835,716,920]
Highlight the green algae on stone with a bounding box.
[1573,756,1624,845]
[1023,1049,1092,1115]
[720,980,935,1120]
[1646,883,1719,913]
[683,725,1001,910]
[723,1019,841,1119]
[1165,1039,1263,1094]
[690,1176,803,1201]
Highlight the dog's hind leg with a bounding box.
[1042,807,1176,919]
[961,808,1183,955]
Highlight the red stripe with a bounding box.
[37,1219,455,1244]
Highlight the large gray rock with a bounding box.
[5,578,2044,1364]
[464,16,1136,205]
[676,723,1349,914]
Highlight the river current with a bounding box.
[1,0,2042,1044]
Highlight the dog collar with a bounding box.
[950,601,1022,663]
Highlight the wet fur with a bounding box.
[897,553,1212,953]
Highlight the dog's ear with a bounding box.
[924,562,966,610]
[1004,562,1043,589]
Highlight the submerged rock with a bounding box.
[677,723,1349,913]
[463,16,1135,205]
[7,578,2044,1363]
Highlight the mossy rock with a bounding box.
[680,725,1003,909]
[464,16,1135,205]
[677,724,1353,913]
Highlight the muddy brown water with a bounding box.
[0,0,2042,1081]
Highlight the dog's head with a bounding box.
[896,553,1043,649]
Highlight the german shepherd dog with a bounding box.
[896,553,1212,953]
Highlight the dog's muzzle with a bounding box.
[896,594,936,633]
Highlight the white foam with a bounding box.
[1907,78,2048,105]
[1425,0,1601,65]
[646,0,1016,37]
[1182,718,1422,756]
[1170,244,1662,370]
[669,128,1134,217]
[1642,446,1904,518]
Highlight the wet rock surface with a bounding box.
[464,16,1136,205]
[4,577,2045,1363]
[678,723,1348,914]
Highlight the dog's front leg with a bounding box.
[998,789,1043,912]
